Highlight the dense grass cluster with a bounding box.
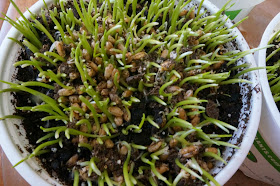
[0,0,263,185]
[266,31,280,103]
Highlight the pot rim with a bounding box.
[258,13,280,127]
[256,12,280,158]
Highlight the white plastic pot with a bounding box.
[0,0,261,185]
[240,13,280,185]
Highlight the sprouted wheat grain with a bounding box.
[0,0,268,185]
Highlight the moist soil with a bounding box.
[13,59,244,185]
[11,1,246,185]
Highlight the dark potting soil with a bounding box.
[10,1,246,186]
[13,63,244,186]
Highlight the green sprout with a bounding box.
[264,31,280,103]
[0,0,262,185]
